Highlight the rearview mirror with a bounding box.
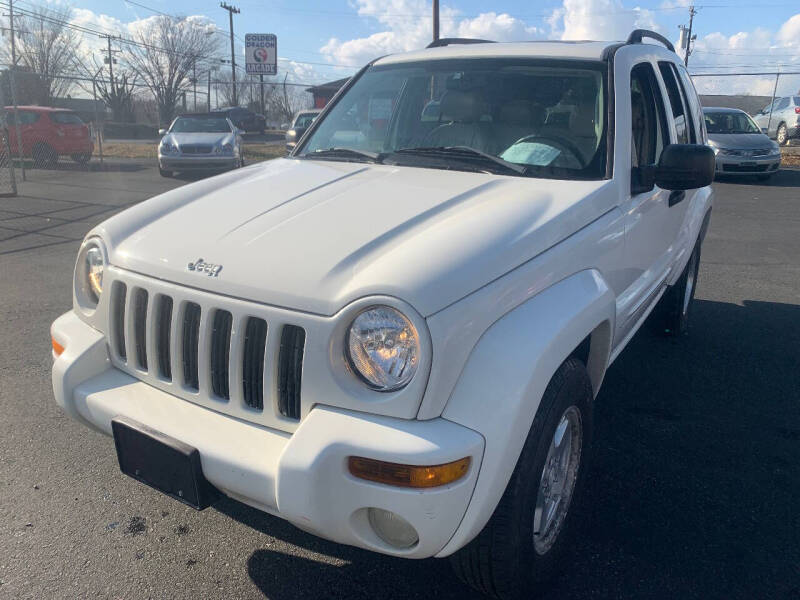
[654,144,715,191]
[158,128,166,136]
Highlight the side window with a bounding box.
[676,65,703,142]
[630,63,667,168]
[658,62,691,144]
[775,97,790,111]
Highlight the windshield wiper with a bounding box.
[389,146,527,175]
[305,147,382,163]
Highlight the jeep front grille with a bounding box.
[107,275,307,429]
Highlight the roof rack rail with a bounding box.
[626,29,675,53]
[427,37,495,49]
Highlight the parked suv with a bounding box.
[285,108,322,151]
[212,106,266,134]
[752,95,800,145]
[3,106,93,165]
[51,30,713,598]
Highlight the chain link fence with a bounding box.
[0,91,18,197]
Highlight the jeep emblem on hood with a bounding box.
[187,258,222,277]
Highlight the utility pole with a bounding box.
[6,0,25,180]
[100,35,121,89]
[207,67,212,112]
[192,61,197,111]
[683,5,697,67]
[220,2,240,106]
[432,0,439,43]
[259,74,264,116]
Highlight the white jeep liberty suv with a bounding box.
[51,30,714,598]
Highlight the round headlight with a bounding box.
[346,306,420,391]
[78,241,105,306]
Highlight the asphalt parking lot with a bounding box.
[1,165,799,599]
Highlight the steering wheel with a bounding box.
[505,135,586,169]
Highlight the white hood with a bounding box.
[94,158,613,316]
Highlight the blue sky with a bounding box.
[50,0,800,95]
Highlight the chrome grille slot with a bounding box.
[210,310,233,400]
[156,295,173,380]
[133,288,149,370]
[278,325,305,420]
[111,282,127,360]
[182,302,201,390]
[105,267,313,434]
[242,318,267,410]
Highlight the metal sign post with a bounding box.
[245,34,277,77]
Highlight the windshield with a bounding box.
[294,113,318,128]
[298,58,607,179]
[51,112,84,125]
[704,111,760,134]
[170,116,231,133]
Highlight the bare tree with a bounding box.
[3,5,81,105]
[267,75,311,123]
[76,58,139,123]
[126,16,219,125]
[214,69,249,108]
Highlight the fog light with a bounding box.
[367,508,418,549]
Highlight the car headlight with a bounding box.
[160,142,176,154]
[346,306,420,391]
[76,239,106,307]
[286,129,297,138]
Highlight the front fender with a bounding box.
[436,269,615,556]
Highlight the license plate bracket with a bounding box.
[112,417,220,510]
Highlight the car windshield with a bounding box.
[704,111,760,134]
[170,116,231,133]
[298,58,607,180]
[51,112,84,125]
[294,113,318,128]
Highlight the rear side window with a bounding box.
[51,112,84,125]
[775,97,790,111]
[676,65,704,142]
[794,97,800,106]
[7,111,40,125]
[630,63,668,168]
[658,62,694,144]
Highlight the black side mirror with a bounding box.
[654,144,715,191]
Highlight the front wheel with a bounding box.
[777,123,788,146]
[71,152,91,164]
[450,358,593,599]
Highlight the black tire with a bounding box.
[777,123,788,146]
[71,152,91,164]
[32,142,57,167]
[650,240,701,336]
[159,167,173,178]
[450,358,593,600]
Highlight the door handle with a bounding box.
[668,190,685,207]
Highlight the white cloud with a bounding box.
[552,0,659,41]
[320,0,541,67]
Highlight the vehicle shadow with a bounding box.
[714,166,800,187]
[217,298,800,600]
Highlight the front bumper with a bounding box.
[51,310,484,559]
[714,154,781,175]
[159,155,238,171]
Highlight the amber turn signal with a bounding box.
[348,456,471,488]
[52,336,65,356]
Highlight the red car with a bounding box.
[3,106,94,165]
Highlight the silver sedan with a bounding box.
[703,107,781,180]
[158,114,244,177]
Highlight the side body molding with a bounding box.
[436,269,615,556]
